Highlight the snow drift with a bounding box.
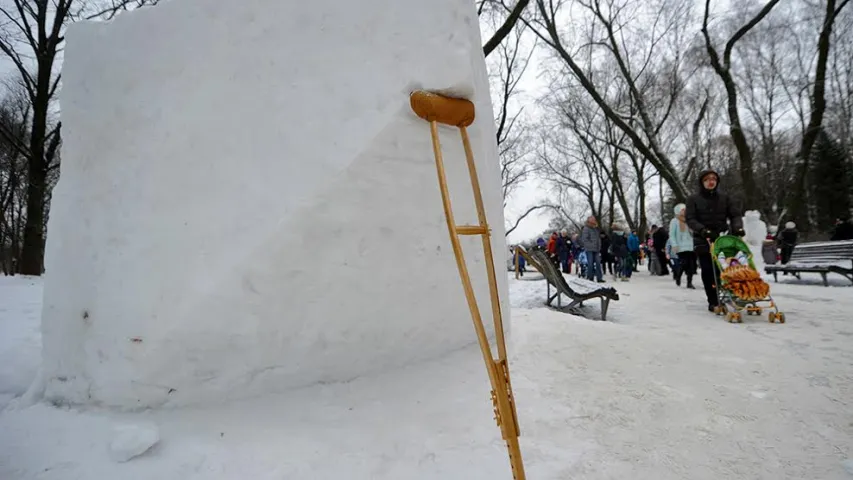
[42,0,506,408]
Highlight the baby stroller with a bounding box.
[711,235,786,324]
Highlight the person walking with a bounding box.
[600,231,613,276]
[571,234,582,275]
[627,230,640,271]
[778,222,797,267]
[653,222,670,276]
[685,170,744,312]
[669,203,696,289]
[610,225,631,281]
[580,216,605,283]
[557,229,571,273]
[547,232,559,268]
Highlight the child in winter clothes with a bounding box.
[513,247,527,276]
[762,227,778,265]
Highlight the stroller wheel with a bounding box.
[768,311,775,323]
[777,312,786,324]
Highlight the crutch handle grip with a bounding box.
[410,90,475,127]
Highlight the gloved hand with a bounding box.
[733,228,746,237]
[703,229,719,241]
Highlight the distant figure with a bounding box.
[570,234,583,275]
[652,222,670,276]
[778,222,798,265]
[627,230,640,271]
[536,237,546,251]
[580,216,604,283]
[610,224,631,281]
[547,232,559,268]
[669,203,696,289]
[556,229,571,273]
[831,216,853,241]
[762,226,779,265]
[513,247,526,277]
[600,230,613,276]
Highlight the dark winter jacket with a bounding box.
[652,227,669,253]
[600,234,611,259]
[580,223,601,252]
[627,233,640,252]
[831,221,853,241]
[610,232,629,258]
[556,235,569,256]
[779,229,798,247]
[685,169,743,246]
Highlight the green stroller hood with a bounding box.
[712,235,756,270]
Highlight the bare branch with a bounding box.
[505,204,559,237]
[483,0,530,57]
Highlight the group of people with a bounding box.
[514,169,745,312]
[524,220,642,283]
[515,168,852,312]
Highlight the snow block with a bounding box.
[42,0,507,408]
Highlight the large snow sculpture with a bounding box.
[42,0,506,408]
[742,211,768,247]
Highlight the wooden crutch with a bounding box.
[409,90,526,480]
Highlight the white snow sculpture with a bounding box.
[742,210,767,247]
[42,0,506,408]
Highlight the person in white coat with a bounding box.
[669,203,696,289]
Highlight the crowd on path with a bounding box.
[512,169,853,312]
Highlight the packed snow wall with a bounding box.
[42,0,507,408]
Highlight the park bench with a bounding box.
[764,239,853,286]
[527,249,619,320]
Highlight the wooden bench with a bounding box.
[765,240,853,286]
[528,250,619,320]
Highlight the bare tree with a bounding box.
[701,0,782,209]
[826,7,853,151]
[523,0,693,201]
[490,21,535,207]
[0,87,29,274]
[788,0,852,228]
[0,0,160,274]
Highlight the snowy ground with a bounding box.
[2,262,853,479]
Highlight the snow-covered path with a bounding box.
[1,269,852,479]
[511,270,853,479]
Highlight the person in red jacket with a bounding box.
[547,232,560,268]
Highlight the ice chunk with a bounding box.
[109,422,160,463]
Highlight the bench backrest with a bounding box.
[529,250,577,296]
[789,240,853,265]
[528,250,618,300]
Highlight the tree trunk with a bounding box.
[724,88,760,209]
[788,0,847,231]
[19,68,52,275]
